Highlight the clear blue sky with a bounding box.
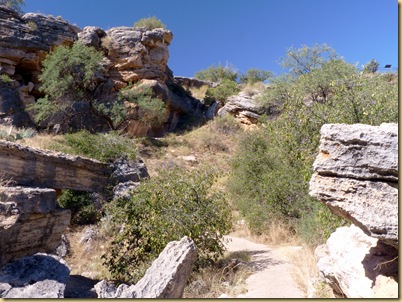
[24,0,398,77]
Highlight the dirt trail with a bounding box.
[223,235,304,298]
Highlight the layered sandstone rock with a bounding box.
[0,186,70,267]
[217,90,266,124]
[309,123,398,298]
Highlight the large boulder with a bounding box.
[95,236,197,298]
[217,90,266,124]
[0,186,71,267]
[309,123,398,248]
[0,253,70,298]
[316,225,398,298]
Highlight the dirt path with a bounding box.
[223,235,304,298]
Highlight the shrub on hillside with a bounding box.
[28,43,119,129]
[195,63,238,83]
[49,130,137,163]
[239,68,273,84]
[102,167,233,283]
[133,16,166,30]
[58,190,99,225]
[204,78,240,104]
[228,44,397,244]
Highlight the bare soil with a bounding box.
[224,235,304,298]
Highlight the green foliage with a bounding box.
[31,43,107,126]
[58,190,99,225]
[102,167,233,283]
[195,63,238,83]
[363,59,379,74]
[117,84,168,127]
[0,74,12,83]
[0,126,36,142]
[239,68,273,84]
[204,78,240,104]
[0,0,24,13]
[50,130,137,163]
[133,16,166,30]
[229,44,397,244]
[281,43,338,76]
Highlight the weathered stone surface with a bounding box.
[105,27,173,83]
[0,186,70,267]
[217,90,265,124]
[309,174,398,247]
[77,26,106,49]
[309,123,398,248]
[0,253,70,298]
[312,123,398,182]
[316,225,398,298]
[111,157,149,183]
[95,236,197,298]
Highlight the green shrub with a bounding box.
[195,63,238,83]
[29,43,115,128]
[239,68,273,84]
[57,190,99,225]
[133,16,166,30]
[0,74,12,83]
[117,84,168,128]
[102,167,233,283]
[50,130,137,163]
[204,78,240,104]
[228,44,397,244]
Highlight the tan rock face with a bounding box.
[104,27,173,84]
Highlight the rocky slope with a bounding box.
[0,6,205,135]
[309,123,398,298]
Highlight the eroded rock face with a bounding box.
[0,253,70,298]
[316,225,398,298]
[95,236,197,298]
[104,27,173,84]
[309,123,398,248]
[309,123,399,298]
[217,90,266,124]
[0,186,71,267]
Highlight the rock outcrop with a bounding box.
[0,140,148,268]
[309,123,398,298]
[95,236,197,298]
[0,253,70,298]
[0,186,70,267]
[315,225,398,298]
[217,89,266,124]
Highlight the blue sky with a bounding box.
[24,0,398,77]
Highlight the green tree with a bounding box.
[30,43,117,129]
[0,0,24,13]
[195,63,238,83]
[102,167,232,283]
[134,16,166,30]
[281,43,338,76]
[239,68,273,84]
[363,59,379,74]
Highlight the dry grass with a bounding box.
[188,85,209,101]
[183,251,252,298]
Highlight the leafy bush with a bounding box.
[29,43,114,128]
[239,68,273,84]
[58,190,99,225]
[0,126,36,142]
[204,78,240,104]
[102,167,233,283]
[195,63,238,83]
[229,44,397,244]
[50,130,137,163]
[0,74,12,83]
[133,16,166,30]
[117,84,168,128]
